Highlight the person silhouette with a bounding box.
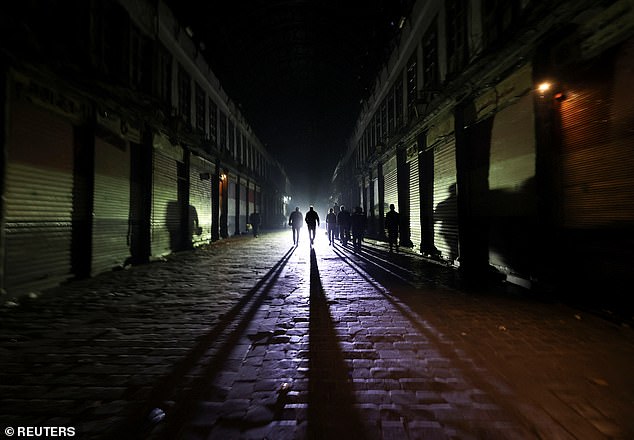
[333,203,341,240]
[304,205,320,245]
[337,205,351,245]
[350,207,367,252]
[326,208,337,245]
[385,203,399,252]
[288,207,303,246]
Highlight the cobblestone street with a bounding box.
[1,230,633,440]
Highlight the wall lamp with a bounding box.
[537,81,567,101]
[220,173,227,181]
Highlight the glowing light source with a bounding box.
[537,82,552,93]
[220,173,227,181]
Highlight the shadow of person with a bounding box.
[166,202,202,251]
[433,183,459,261]
[308,248,369,439]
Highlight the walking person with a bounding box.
[304,205,320,246]
[350,206,367,252]
[333,203,341,240]
[288,207,303,246]
[249,211,261,238]
[326,208,337,245]
[385,203,400,252]
[337,205,351,245]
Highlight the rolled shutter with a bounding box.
[92,137,131,274]
[433,139,459,262]
[4,99,74,294]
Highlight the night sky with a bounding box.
[167,0,412,206]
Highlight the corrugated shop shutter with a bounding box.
[409,155,421,250]
[373,178,379,216]
[433,139,459,262]
[487,94,536,271]
[189,155,212,247]
[489,94,535,194]
[239,182,247,233]
[248,182,255,216]
[92,137,131,274]
[4,99,74,295]
[227,176,236,235]
[383,155,398,213]
[151,148,181,257]
[364,182,371,213]
[255,185,261,214]
[560,41,634,228]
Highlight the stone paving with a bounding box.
[1,230,633,439]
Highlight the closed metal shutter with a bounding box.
[228,177,236,235]
[248,182,255,216]
[255,185,261,213]
[4,99,74,295]
[383,155,398,213]
[373,178,379,216]
[383,171,397,239]
[189,155,212,247]
[239,182,247,233]
[152,149,180,257]
[489,94,535,194]
[561,42,634,228]
[92,137,131,274]
[433,139,459,262]
[409,156,422,250]
[487,94,536,272]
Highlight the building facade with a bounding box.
[0,0,290,299]
[331,0,634,307]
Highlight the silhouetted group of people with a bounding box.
[288,204,369,251]
[288,205,321,246]
[254,202,400,253]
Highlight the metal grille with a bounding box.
[189,155,213,247]
[561,46,634,228]
[409,156,421,250]
[383,154,398,215]
[151,150,179,257]
[433,139,459,262]
[4,99,74,295]
[227,177,236,235]
[248,181,255,216]
[92,137,131,275]
[239,182,247,233]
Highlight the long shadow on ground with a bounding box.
[308,248,369,440]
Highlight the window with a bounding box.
[228,119,235,156]
[407,51,418,120]
[209,99,218,145]
[395,73,403,130]
[195,83,206,133]
[374,110,383,144]
[387,86,395,136]
[219,111,227,149]
[446,0,468,75]
[101,3,129,82]
[177,64,191,123]
[240,133,246,164]
[422,20,439,91]
[156,44,172,105]
[380,99,387,142]
[130,25,151,92]
[482,0,520,48]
